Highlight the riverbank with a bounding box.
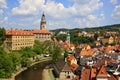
[0,57,52,80]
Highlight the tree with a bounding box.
[0,28,6,45]
[56,34,67,41]
[0,48,14,78]
[94,33,99,40]
[9,52,21,71]
[64,50,69,59]
[52,46,62,63]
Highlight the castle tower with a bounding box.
[67,31,70,47]
[40,13,46,30]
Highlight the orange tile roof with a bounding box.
[91,68,97,80]
[105,45,114,54]
[70,63,79,71]
[32,30,51,34]
[97,65,108,78]
[70,44,75,48]
[67,55,75,61]
[81,68,91,80]
[80,49,97,56]
[76,45,81,49]
[6,30,33,36]
[108,75,117,80]
[83,44,91,50]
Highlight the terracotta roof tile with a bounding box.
[80,49,97,56]
[32,30,51,34]
[81,68,91,80]
[105,45,114,54]
[108,75,117,80]
[70,63,79,71]
[67,55,75,61]
[6,30,33,36]
[91,68,97,80]
[76,45,81,49]
[97,65,108,78]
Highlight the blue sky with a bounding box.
[0,0,120,30]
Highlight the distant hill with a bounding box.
[52,24,120,32]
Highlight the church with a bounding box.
[32,13,52,42]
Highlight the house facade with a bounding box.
[5,30,34,50]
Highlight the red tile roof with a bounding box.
[108,75,117,80]
[70,63,79,71]
[81,68,91,80]
[70,44,75,48]
[105,45,114,54]
[91,68,97,80]
[97,65,108,78]
[67,55,75,61]
[80,49,97,56]
[32,30,51,34]
[76,45,81,49]
[6,30,33,36]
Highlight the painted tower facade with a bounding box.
[40,13,46,30]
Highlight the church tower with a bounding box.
[40,13,46,30]
[67,31,70,47]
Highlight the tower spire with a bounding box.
[40,12,46,30]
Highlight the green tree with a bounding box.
[0,28,6,45]
[9,52,21,71]
[56,34,67,41]
[52,46,62,63]
[0,48,13,78]
[64,50,69,59]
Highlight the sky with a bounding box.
[0,0,120,30]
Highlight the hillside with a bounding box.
[52,24,120,33]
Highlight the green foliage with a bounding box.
[71,36,95,45]
[52,46,62,63]
[9,52,21,70]
[0,48,13,78]
[56,34,67,41]
[0,28,6,45]
[94,33,99,40]
[64,50,69,59]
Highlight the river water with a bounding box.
[15,61,52,80]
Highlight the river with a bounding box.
[15,61,52,80]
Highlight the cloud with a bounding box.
[72,0,103,16]
[0,9,3,16]
[74,14,105,28]
[10,0,104,29]
[111,5,120,20]
[110,0,117,4]
[12,0,45,17]
[0,0,7,8]
[11,0,103,19]
[0,16,8,24]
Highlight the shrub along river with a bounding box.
[15,61,52,80]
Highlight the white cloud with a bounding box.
[99,13,105,21]
[110,0,117,4]
[12,0,45,17]
[11,0,103,19]
[111,5,120,19]
[0,9,3,16]
[72,0,103,16]
[74,14,105,28]
[10,0,104,29]
[0,16,8,24]
[0,0,7,8]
